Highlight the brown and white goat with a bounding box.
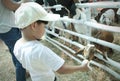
[74,30,114,60]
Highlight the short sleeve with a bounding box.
[40,46,65,71]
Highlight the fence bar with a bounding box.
[46,29,84,49]
[45,36,120,80]
[46,37,82,63]
[60,17,120,33]
[46,31,120,70]
[76,2,120,8]
[94,53,120,70]
[53,27,120,52]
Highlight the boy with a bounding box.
[14,2,91,81]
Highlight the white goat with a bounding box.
[73,8,97,44]
[73,8,87,34]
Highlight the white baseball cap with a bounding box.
[15,2,60,29]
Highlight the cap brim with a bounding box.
[39,13,60,21]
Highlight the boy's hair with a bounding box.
[36,20,48,25]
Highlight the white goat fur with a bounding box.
[117,8,120,15]
[72,8,97,44]
[99,9,115,25]
[73,8,97,35]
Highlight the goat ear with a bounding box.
[99,14,104,23]
[100,14,106,23]
[96,49,103,54]
[117,8,120,15]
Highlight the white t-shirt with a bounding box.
[14,40,65,81]
[0,0,16,33]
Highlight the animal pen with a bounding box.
[44,2,120,80]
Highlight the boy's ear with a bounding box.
[30,22,37,31]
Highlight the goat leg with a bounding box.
[88,53,95,61]
[96,49,108,60]
[74,48,84,55]
[95,49,103,54]
[103,52,108,60]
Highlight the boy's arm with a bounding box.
[56,61,90,74]
[1,0,33,11]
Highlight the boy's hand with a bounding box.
[81,59,92,71]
